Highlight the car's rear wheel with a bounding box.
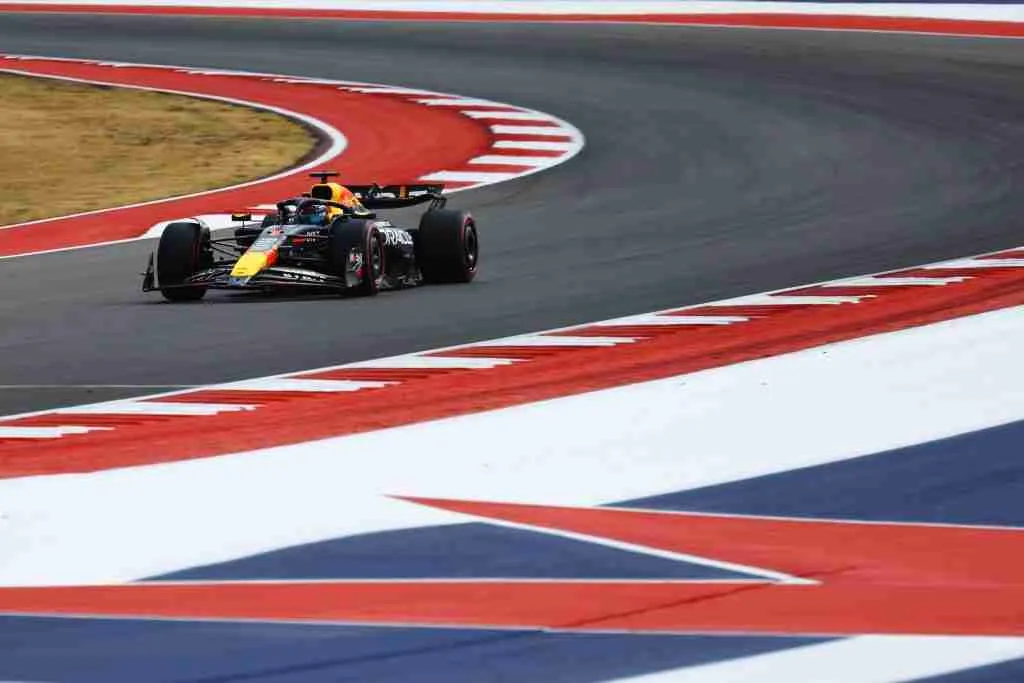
[157,221,210,302]
[330,219,383,296]
[416,209,478,284]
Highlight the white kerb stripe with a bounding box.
[471,335,635,347]
[420,171,520,183]
[462,110,551,121]
[612,635,1024,683]
[593,314,747,326]
[343,355,514,370]
[470,155,558,167]
[54,402,259,416]
[341,86,435,95]
[416,97,501,107]
[725,294,867,305]
[490,124,572,137]
[268,77,346,85]
[0,426,108,439]
[493,140,576,151]
[221,378,392,392]
[924,258,1024,269]
[826,276,966,287]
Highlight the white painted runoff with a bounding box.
[1,304,1023,587]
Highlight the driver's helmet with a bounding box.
[298,203,329,226]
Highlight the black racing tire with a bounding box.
[330,218,383,297]
[156,221,209,302]
[416,209,478,284]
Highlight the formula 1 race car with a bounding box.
[142,172,479,301]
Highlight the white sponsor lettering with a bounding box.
[379,227,414,247]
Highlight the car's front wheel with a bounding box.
[157,221,210,302]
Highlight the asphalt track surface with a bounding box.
[0,14,1023,415]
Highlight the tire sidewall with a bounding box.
[156,221,208,301]
[417,209,478,284]
[330,218,382,296]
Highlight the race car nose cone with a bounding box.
[231,251,271,278]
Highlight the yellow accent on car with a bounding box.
[231,251,270,278]
[311,182,366,215]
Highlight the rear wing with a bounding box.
[347,184,448,211]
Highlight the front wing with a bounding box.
[195,266,349,289]
[142,260,354,293]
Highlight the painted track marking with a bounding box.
[0,54,583,258]
[2,242,1024,475]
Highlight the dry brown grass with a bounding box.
[0,73,315,225]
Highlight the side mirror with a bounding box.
[231,212,252,222]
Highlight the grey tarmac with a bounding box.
[0,14,1022,415]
